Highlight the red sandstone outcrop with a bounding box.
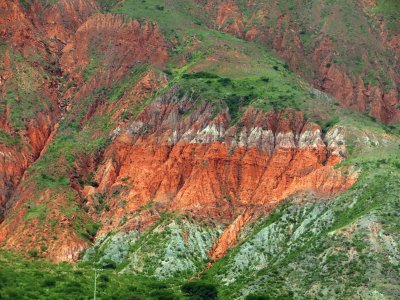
[38,0,99,45]
[0,69,166,262]
[0,188,88,261]
[60,14,168,83]
[82,90,357,238]
[215,1,245,37]
[0,1,170,259]
[209,210,253,260]
[0,0,43,55]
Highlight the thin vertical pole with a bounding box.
[94,268,97,300]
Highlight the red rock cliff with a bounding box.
[81,90,357,238]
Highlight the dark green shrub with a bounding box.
[245,294,271,300]
[42,278,56,287]
[218,77,232,86]
[28,249,38,258]
[19,0,30,9]
[181,281,218,300]
[87,180,99,187]
[99,274,110,282]
[0,272,8,288]
[224,92,256,122]
[318,116,340,134]
[88,223,100,237]
[101,259,117,270]
[182,72,219,79]
[163,69,173,75]
[149,289,178,300]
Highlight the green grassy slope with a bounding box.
[218,0,399,91]
[0,250,183,300]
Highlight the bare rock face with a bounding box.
[215,1,245,37]
[0,1,169,261]
[82,90,357,240]
[38,0,100,45]
[0,55,168,261]
[0,0,38,52]
[319,62,399,124]
[0,188,89,262]
[0,113,55,209]
[0,145,28,209]
[0,0,97,209]
[60,13,168,83]
[209,210,252,260]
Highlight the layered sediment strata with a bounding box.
[84,90,357,238]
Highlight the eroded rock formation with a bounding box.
[60,13,168,83]
[83,90,357,240]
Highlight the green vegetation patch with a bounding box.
[113,0,207,38]
[97,0,120,12]
[0,131,21,148]
[372,0,400,33]
[0,250,182,300]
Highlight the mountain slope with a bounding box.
[0,0,399,299]
[200,0,400,123]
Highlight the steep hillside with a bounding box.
[200,0,400,123]
[107,0,400,123]
[0,0,399,299]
